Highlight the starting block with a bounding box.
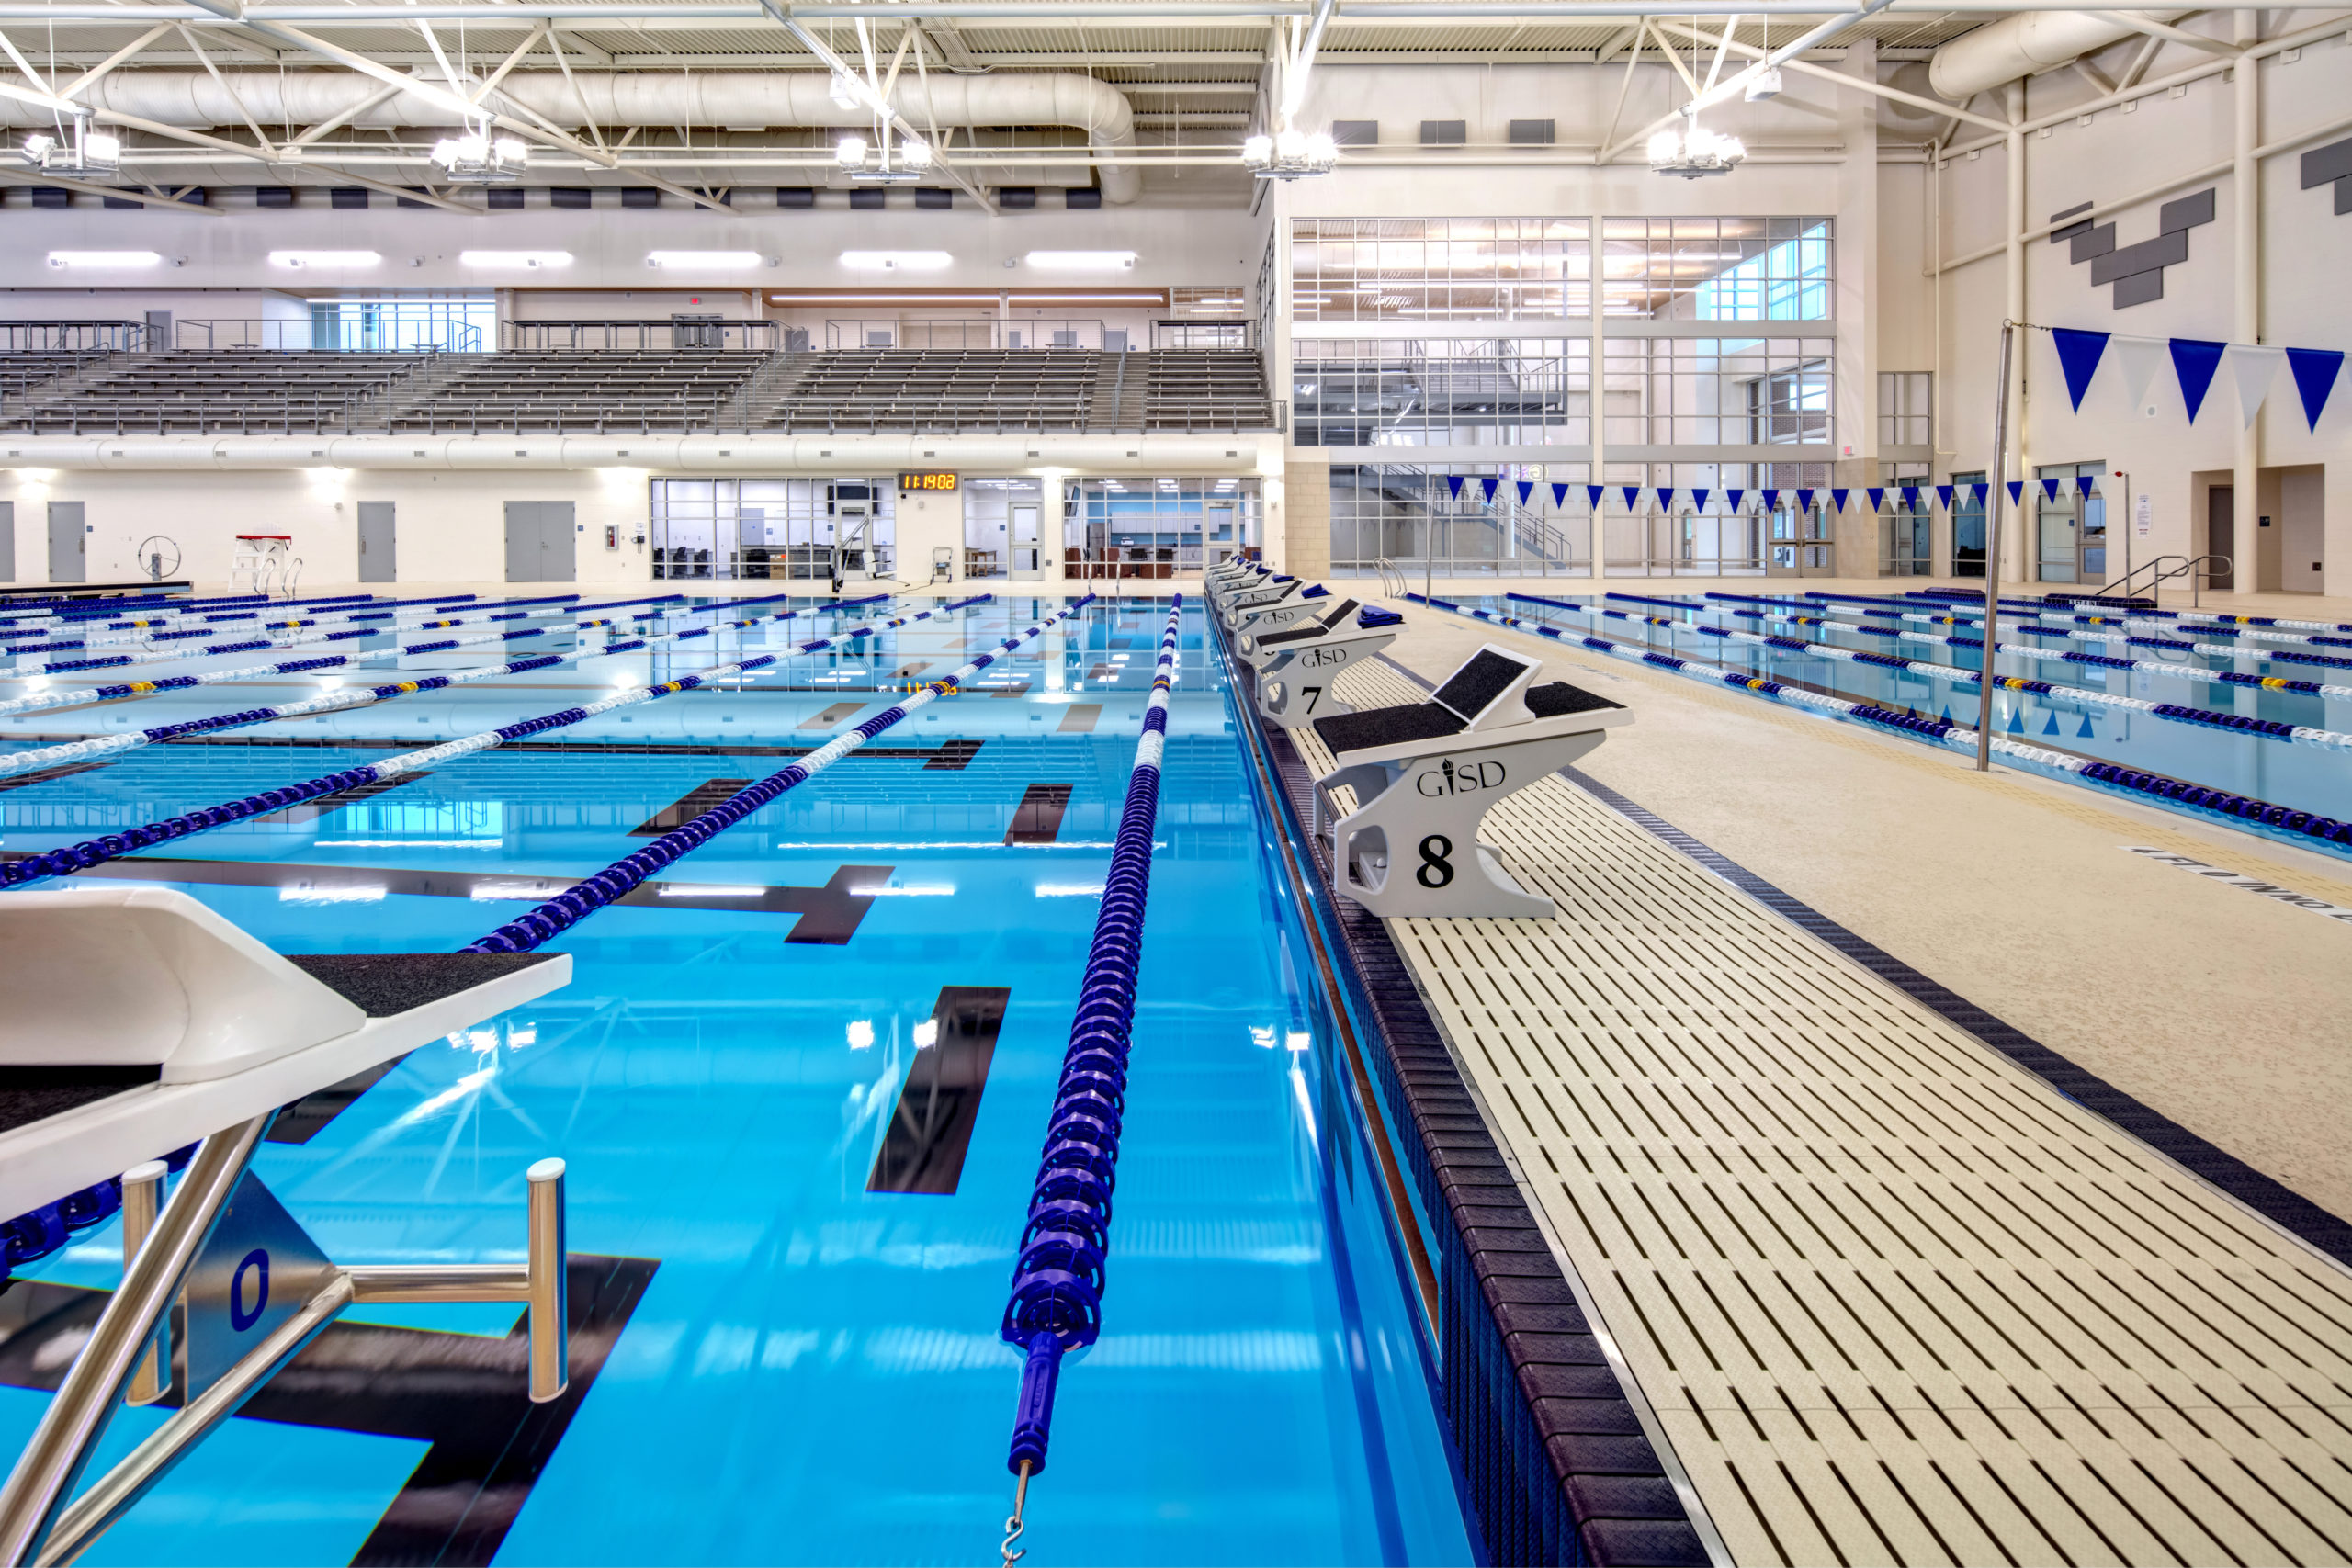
[1216,573,1302,629]
[0,889,575,1563]
[1309,645,1629,918]
[1238,598,1400,728]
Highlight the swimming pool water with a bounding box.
[1477,592,2352,843]
[0,596,1474,1566]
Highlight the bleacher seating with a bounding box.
[1141,351,1276,433]
[0,350,424,434]
[381,350,764,434]
[0,346,1276,435]
[0,351,114,403]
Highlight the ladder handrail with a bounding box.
[2093,552,2233,608]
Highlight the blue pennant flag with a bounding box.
[1445,475,1466,500]
[2075,474,2098,496]
[1866,487,1885,512]
[2169,337,2227,422]
[1902,486,1921,510]
[2286,346,2346,432]
[1760,488,1781,511]
[1658,488,1676,512]
[1971,483,1989,505]
[1936,484,1955,511]
[1552,482,1572,508]
[1479,476,1500,502]
[1725,488,1745,511]
[2041,477,2063,502]
[1830,488,1849,513]
[2051,327,2111,412]
[1621,485,1643,511]
[1516,479,1536,506]
[1586,485,1606,510]
[1691,488,1711,512]
[2007,479,2026,506]
[1796,488,1815,513]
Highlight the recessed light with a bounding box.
[46,251,161,269]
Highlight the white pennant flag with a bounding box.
[2230,344,2287,429]
[2110,335,2167,417]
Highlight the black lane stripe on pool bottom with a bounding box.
[1558,764,2352,1269]
[866,986,1012,1195]
[1003,783,1074,845]
[2,854,894,946]
[1370,649,2352,1265]
[0,733,988,768]
[0,1254,658,1568]
[632,778,752,835]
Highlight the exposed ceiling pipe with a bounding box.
[1928,7,2191,99]
[0,68,1144,201]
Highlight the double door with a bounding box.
[504,501,577,582]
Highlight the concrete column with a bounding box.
[1038,468,1066,582]
[1589,209,1607,581]
[2233,14,2261,591]
[2004,79,2031,586]
[1834,38,1883,578]
[1283,452,1331,578]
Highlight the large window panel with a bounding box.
[1598,336,1836,449]
[1601,216,1832,321]
[1294,337,1590,447]
[1291,218,1591,321]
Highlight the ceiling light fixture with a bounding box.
[22,115,119,177]
[269,251,380,269]
[1648,121,1746,178]
[1241,128,1337,180]
[46,250,160,270]
[460,250,572,269]
[430,117,527,184]
[835,131,932,184]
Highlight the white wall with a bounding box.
[1903,19,2352,590]
[3,466,655,586]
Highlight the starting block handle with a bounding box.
[527,1158,569,1404]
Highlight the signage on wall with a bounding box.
[2135,492,2152,538]
[899,471,959,493]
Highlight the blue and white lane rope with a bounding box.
[0,592,687,673]
[0,592,890,722]
[994,599,1183,1568]
[1406,594,2352,852]
[0,591,876,779]
[0,596,990,892]
[1697,589,2352,664]
[463,595,1096,953]
[0,590,498,645]
[1503,592,2352,750]
[1615,591,2352,693]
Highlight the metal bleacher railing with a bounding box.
[0,341,1277,438]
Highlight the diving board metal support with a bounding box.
[0,889,575,1567]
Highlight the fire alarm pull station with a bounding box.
[605,525,619,549]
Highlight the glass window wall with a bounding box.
[1291,218,1591,321]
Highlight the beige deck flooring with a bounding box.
[1291,647,2352,1568]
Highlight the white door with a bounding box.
[1010,503,1042,581]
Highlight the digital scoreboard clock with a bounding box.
[898,471,959,492]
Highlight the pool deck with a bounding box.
[1267,604,2352,1567]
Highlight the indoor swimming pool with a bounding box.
[1450,589,2352,858]
[0,595,1473,1567]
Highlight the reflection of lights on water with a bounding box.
[657,885,763,897]
[849,884,955,897]
[1035,884,1104,898]
[1250,1025,1277,1050]
[1286,1031,1311,1053]
[278,884,386,903]
[847,1019,875,1050]
[912,1020,938,1049]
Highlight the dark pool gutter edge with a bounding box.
[1210,618,1714,1568]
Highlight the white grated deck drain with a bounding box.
[1296,657,2352,1568]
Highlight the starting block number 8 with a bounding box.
[1416,834,1454,888]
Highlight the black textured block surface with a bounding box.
[285,952,564,1018]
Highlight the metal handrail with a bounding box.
[2092,552,2233,608]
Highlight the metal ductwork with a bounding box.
[0,70,1142,203]
[1928,10,2190,101]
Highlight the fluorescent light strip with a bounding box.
[839,251,954,272]
[1025,250,1137,270]
[45,251,160,270]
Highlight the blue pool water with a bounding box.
[0,597,1473,1566]
[1476,592,2352,839]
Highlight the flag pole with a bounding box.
[1974,320,2016,773]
